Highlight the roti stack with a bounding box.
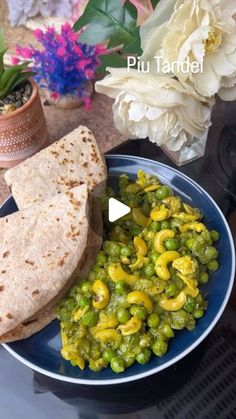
[4,125,107,209]
[0,183,104,343]
[0,126,106,343]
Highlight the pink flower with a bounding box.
[33,28,44,40]
[15,45,32,59]
[12,56,20,64]
[50,92,60,99]
[76,58,91,70]
[57,47,66,57]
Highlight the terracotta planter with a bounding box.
[0,79,49,168]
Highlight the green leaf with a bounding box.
[0,27,4,52]
[74,0,138,48]
[96,53,127,73]
[9,72,35,92]
[151,0,160,8]
[123,27,142,55]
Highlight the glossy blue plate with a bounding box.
[1,155,235,385]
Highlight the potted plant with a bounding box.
[0,28,49,168]
[15,23,105,110]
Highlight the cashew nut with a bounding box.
[127,291,153,313]
[92,280,110,310]
[159,291,187,311]
[153,229,175,254]
[91,313,118,334]
[162,197,181,214]
[155,251,180,280]
[150,205,171,221]
[172,256,197,276]
[180,222,206,233]
[73,305,89,322]
[126,183,142,193]
[129,237,149,270]
[93,328,121,344]
[176,273,199,297]
[134,237,147,256]
[132,208,149,227]
[118,316,142,336]
[108,263,138,285]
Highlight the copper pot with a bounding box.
[0,79,49,168]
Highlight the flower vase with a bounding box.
[161,129,209,166]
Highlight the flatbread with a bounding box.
[0,192,103,343]
[4,126,107,210]
[0,184,91,341]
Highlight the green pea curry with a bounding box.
[57,170,220,373]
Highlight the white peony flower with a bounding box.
[140,0,236,99]
[95,68,212,152]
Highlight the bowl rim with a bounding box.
[2,154,235,385]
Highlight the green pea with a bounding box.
[130,305,147,321]
[88,271,96,281]
[96,251,106,266]
[184,296,196,313]
[81,282,92,294]
[115,281,126,295]
[130,226,142,237]
[79,297,90,308]
[150,221,161,232]
[103,241,121,257]
[118,295,131,309]
[152,340,168,357]
[156,186,169,200]
[210,230,220,242]
[193,308,204,319]
[165,283,177,297]
[164,238,180,251]
[120,246,132,257]
[186,238,196,250]
[150,251,159,263]
[162,324,175,338]
[136,348,152,365]
[170,310,187,330]
[147,313,160,328]
[207,260,219,272]
[170,218,183,229]
[110,356,125,373]
[89,359,106,372]
[139,333,152,348]
[102,348,116,363]
[90,344,101,360]
[205,246,219,261]
[180,246,191,256]
[117,308,131,324]
[82,311,98,327]
[160,220,170,230]
[123,352,135,367]
[97,269,107,281]
[143,263,155,278]
[199,272,209,284]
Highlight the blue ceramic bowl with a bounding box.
[1,155,235,385]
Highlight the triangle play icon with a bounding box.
[108,198,131,222]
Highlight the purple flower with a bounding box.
[15,23,105,105]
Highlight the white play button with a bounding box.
[108,198,131,222]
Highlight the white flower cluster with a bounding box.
[96,0,236,152]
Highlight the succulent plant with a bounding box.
[0,27,34,100]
